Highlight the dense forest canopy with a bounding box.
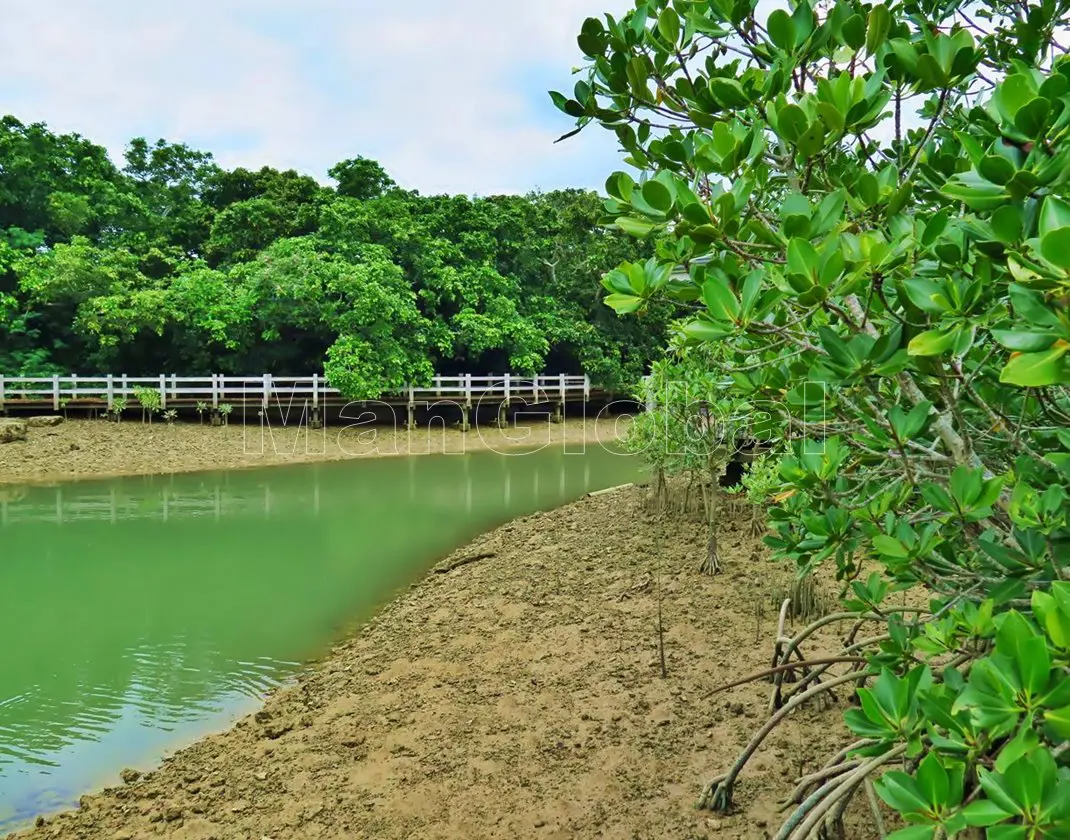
[0,115,671,396]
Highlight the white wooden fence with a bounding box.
[0,373,592,411]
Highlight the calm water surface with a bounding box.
[0,445,639,828]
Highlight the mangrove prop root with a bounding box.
[819,739,879,774]
[698,527,721,576]
[773,774,851,840]
[781,760,862,808]
[434,552,495,573]
[825,788,853,840]
[698,671,868,813]
[781,633,894,706]
[781,745,906,840]
[773,608,928,702]
[705,657,867,698]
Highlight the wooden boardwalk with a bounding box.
[0,373,595,419]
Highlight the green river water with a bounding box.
[0,445,640,829]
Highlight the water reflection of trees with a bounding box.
[0,452,596,525]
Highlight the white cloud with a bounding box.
[0,0,628,195]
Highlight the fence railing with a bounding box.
[0,373,592,411]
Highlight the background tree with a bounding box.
[328,156,396,200]
[0,119,671,396]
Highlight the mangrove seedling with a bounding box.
[195,401,208,425]
[163,409,178,426]
[110,397,127,423]
[219,403,233,427]
[132,386,162,424]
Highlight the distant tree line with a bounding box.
[0,116,672,397]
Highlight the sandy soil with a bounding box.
[10,487,863,840]
[0,417,629,486]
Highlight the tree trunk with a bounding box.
[698,481,721,575]
[750,506,766,537]
[653,466,667,513]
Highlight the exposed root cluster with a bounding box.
[697,603,934,838]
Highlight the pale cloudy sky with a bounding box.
[0,1,630,195]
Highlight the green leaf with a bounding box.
[656,7,680,44]
[1033,590,1070,649]
[641,180,673,213]
[1045,704,1070,738]
[940,172,1009,210]
[787,238,818,279]
[681,319,732,341]
[576,17,605,57]
[991,330,1058,353]
[681,202,710,225]
[1039,196,1070,237]
[1041,228,1070,270]
[841,14,866,50]
[915,753,950,806]
[605,171,635,202]
[990,205,1023,243]
[995,724,1039,774]
[1000,342,1070,386]
[777,104,809,143]
[709,78,750,109]
[767,8,796,51]
[873,535,909,558]
[1014,97,1050,137]
[908,328,958,357]
[961,799,1014,827]
[702,278,741,322]
[603,293,643,313]
[874,772,930,814]
[614,216,656,238]
[979,154,1017,185]
[922,209,951,246]
[996,73,1039,122]
[1010,284,1062,328]
[866,5,891,56]
[795,121,826,157]
[739,269,762,318]
[818,326,855,368]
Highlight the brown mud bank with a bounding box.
[13,487,854,840]
[0,417,627,486]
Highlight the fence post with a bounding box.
[263,373,271,410]
[53,374,60,411]
[584,374,590,401]
[121,374,128,401]
[533,375,539,401]
[170,374,177,400]
[71,373,77,404]
[0,375,5,414]
[159,374,167,409]
[503,373,511,404]
[106,375,114,410]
